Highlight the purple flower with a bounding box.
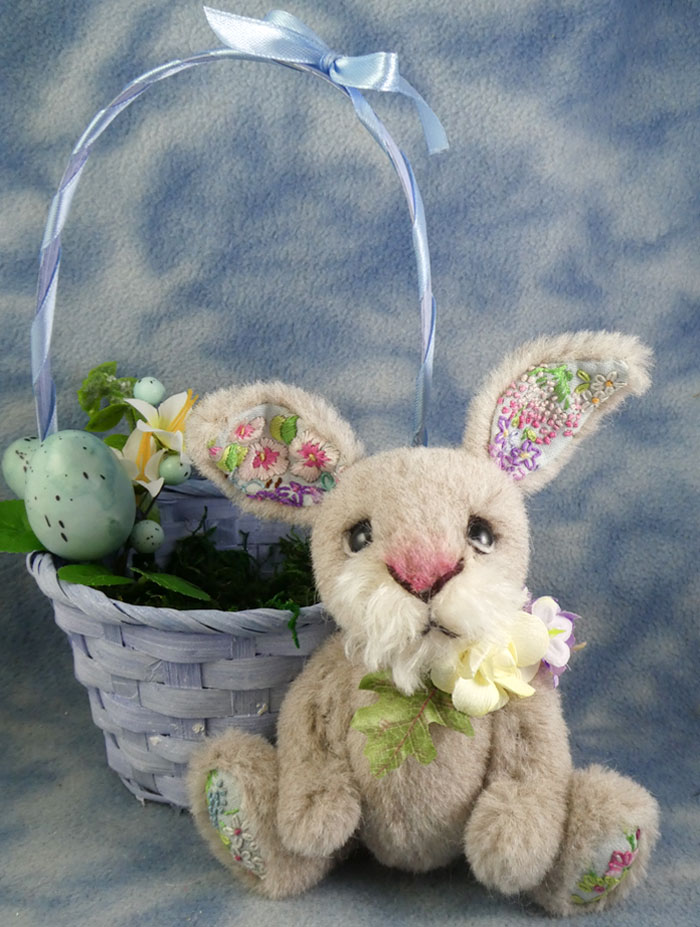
[493,413,515,448]
[524,595,580,687]
[496,440,543,479]
[249,480,324,508]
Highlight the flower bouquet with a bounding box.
[1,361,318,617]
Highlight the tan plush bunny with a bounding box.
[184,331,658,915]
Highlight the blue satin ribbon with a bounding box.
[204,7,448,155]
[32,8,446,447]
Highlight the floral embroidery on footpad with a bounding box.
[206,769,266,878]
[206,403,343,508]
[571,828,641,905]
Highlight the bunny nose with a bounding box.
[386,552,464,602]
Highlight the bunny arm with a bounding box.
[464,670,573,895]
[275,633,363,858]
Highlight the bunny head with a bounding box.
[186,331,651,694]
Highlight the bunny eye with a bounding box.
[347,519,373,553]
[467,516,495,554]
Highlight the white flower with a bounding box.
[579,370,625,409]
[112,429,165,497]
[125,389,198,454]
[431,612,549,717]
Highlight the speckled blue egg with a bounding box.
[24,430,136,560]
[159,454,191,485]
[1,436,40,498]
[130,520,165,553]
[133,376,165,406]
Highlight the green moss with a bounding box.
[106,514,317,618]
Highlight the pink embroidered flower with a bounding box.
[289,431,339,482]
[238,439,288,481]
[230,416,265,444]
[606,849,638,877]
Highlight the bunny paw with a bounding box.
[206,769,266,879]
[528,765,659,916]
[570,827,642,906]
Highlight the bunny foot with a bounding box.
[187,729,333,898]
[528,764,659,916]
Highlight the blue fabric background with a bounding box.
[1,1,698,924]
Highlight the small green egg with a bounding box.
[133,377,166,405]
[159,454,192,485]
[1,436,40,498]
[130,520,165,553]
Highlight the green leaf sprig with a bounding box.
[77,361,139,434]
[351,671,474,778]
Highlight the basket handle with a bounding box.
[31,7,447,447]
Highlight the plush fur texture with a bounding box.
[185,332,658,915]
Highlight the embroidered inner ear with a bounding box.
[488,359,629,481]
[206,403,345,509]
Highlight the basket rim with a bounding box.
[27,549,330,638]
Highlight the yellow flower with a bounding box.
[430,612,550,717]
[125,389,198,455]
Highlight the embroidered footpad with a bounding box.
[205,769,266,879]
[571,828,641,905]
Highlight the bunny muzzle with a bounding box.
[330,535,525,694]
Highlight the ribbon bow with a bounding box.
[204,7,448,155]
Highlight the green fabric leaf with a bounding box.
[350,671,474,778]
[0,499,46,553]
[131,567,212,601]
[85,402,129,433]
[58,563,135,587]
[103,433,128,450]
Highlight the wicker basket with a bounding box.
[28,484,331,808]
[26,12,441,808]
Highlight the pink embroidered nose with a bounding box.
[386,552,464,602]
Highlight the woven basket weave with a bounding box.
[25,17,440,809]
[28,482,331,808]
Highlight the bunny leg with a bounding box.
[187,728,334,898]
[464,679,572,894]
[528,764,659,915]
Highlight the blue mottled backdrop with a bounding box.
[1,1,698,925]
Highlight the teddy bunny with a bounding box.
[184,330,658,916]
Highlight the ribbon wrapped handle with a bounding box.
[32,8,446,447]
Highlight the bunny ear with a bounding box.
[462,331,652,493]
[185,381,365,524]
